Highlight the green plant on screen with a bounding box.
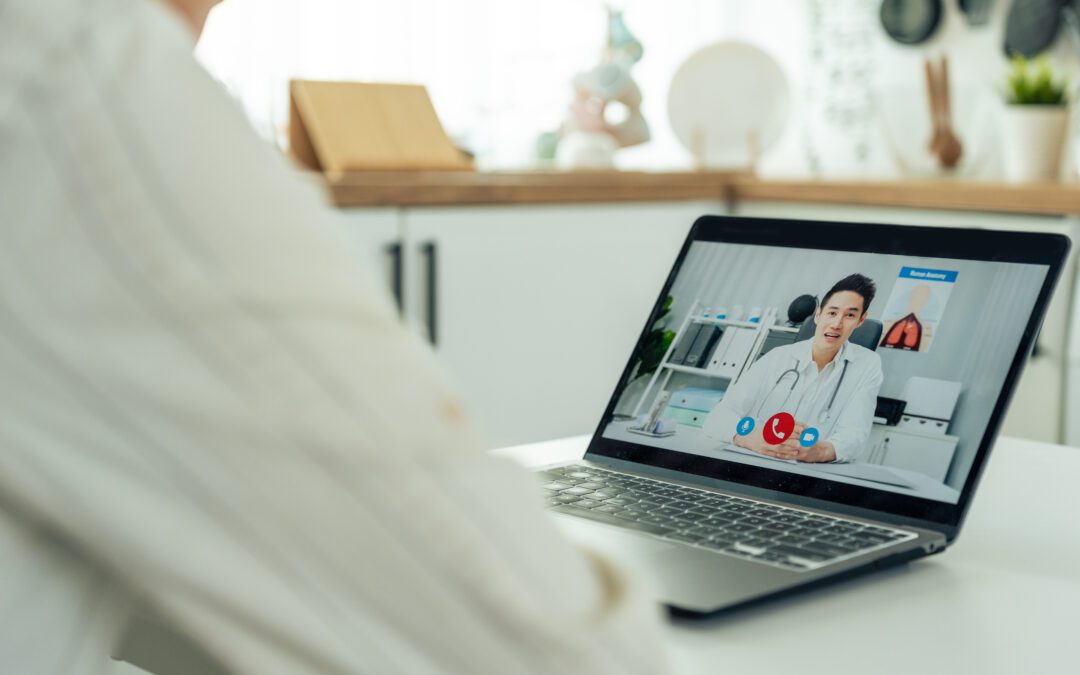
[636,295,675,377]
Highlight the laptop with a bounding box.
[538,215,1068,616]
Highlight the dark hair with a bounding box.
[821,274,876,315]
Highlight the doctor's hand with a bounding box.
[731,425,774,456]
[778,421,837,462]
[775,439,836,463]
[732,421,837,462]
[753,421,838,463]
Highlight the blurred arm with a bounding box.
[0,2,666,673]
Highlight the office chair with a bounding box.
[796,316,883,351]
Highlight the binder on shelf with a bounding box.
[668,323,704,365]
[706,327,738,371]
[708,326,758,379]
[684,325,721,367]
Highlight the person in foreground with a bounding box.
[0,1,666,673]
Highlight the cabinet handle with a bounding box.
[384,241,404,314]
[420,241,438,346]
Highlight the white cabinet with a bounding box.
[400,202,718,447]
[336,208,405,310]
[866,426,958,483]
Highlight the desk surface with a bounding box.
[498,435,1080,674]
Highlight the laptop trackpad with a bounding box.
[551,513,795,613]
[553,515,686,571]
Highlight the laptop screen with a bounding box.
[590,217,1067,528]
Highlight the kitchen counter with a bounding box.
[325,170,741,208]
[325,171,1080,216]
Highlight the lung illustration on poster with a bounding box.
[879,267,958,353]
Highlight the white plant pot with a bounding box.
[1001,105,1068,182]
[556,131,617,169]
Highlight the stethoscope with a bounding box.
[752,358,850,423]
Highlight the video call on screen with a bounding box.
[604,241,1048,504]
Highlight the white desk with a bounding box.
[499,435,1080,675]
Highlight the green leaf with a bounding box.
[1005,53,1066,105]
[636,297,677,376]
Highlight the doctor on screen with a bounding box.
[703,274,884,463]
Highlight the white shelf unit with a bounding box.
[631,301,788,418]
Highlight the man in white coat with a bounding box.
[704,274,884,464]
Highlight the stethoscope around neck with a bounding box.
[752,358,850,422]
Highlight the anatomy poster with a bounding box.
[878,267,958,353]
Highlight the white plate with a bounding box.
[667,41,790,168]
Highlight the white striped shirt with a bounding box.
[0,1,667,673]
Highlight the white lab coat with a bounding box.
[0,1,666,673]
[703,339,884,462]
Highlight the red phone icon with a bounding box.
[762,412,795,445]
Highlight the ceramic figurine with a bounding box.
[556,7,650,169]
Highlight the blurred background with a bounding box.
[197,0,1080,177]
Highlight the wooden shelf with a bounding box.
[325,170,742,208]
[324,170,1080,216]
[728,176,1080,217]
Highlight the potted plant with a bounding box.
[1001,55,1070,182]
[612,295,675,418]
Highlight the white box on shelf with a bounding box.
[900,377,962,421]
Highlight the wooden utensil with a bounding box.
[925,58,944,157]
[935,56,963,169]
[924,56,963,169]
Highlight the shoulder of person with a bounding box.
[846,343,884,375]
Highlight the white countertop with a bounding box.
[498,434,1080,674]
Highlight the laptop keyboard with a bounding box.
[540,464,916,572]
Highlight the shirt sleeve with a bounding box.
[702,348,775,443]
[0,2,667,674]
[826,354,884,463]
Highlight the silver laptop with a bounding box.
[539,215,1068,616]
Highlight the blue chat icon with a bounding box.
[736,417,755,436]
[799,427,820,448]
